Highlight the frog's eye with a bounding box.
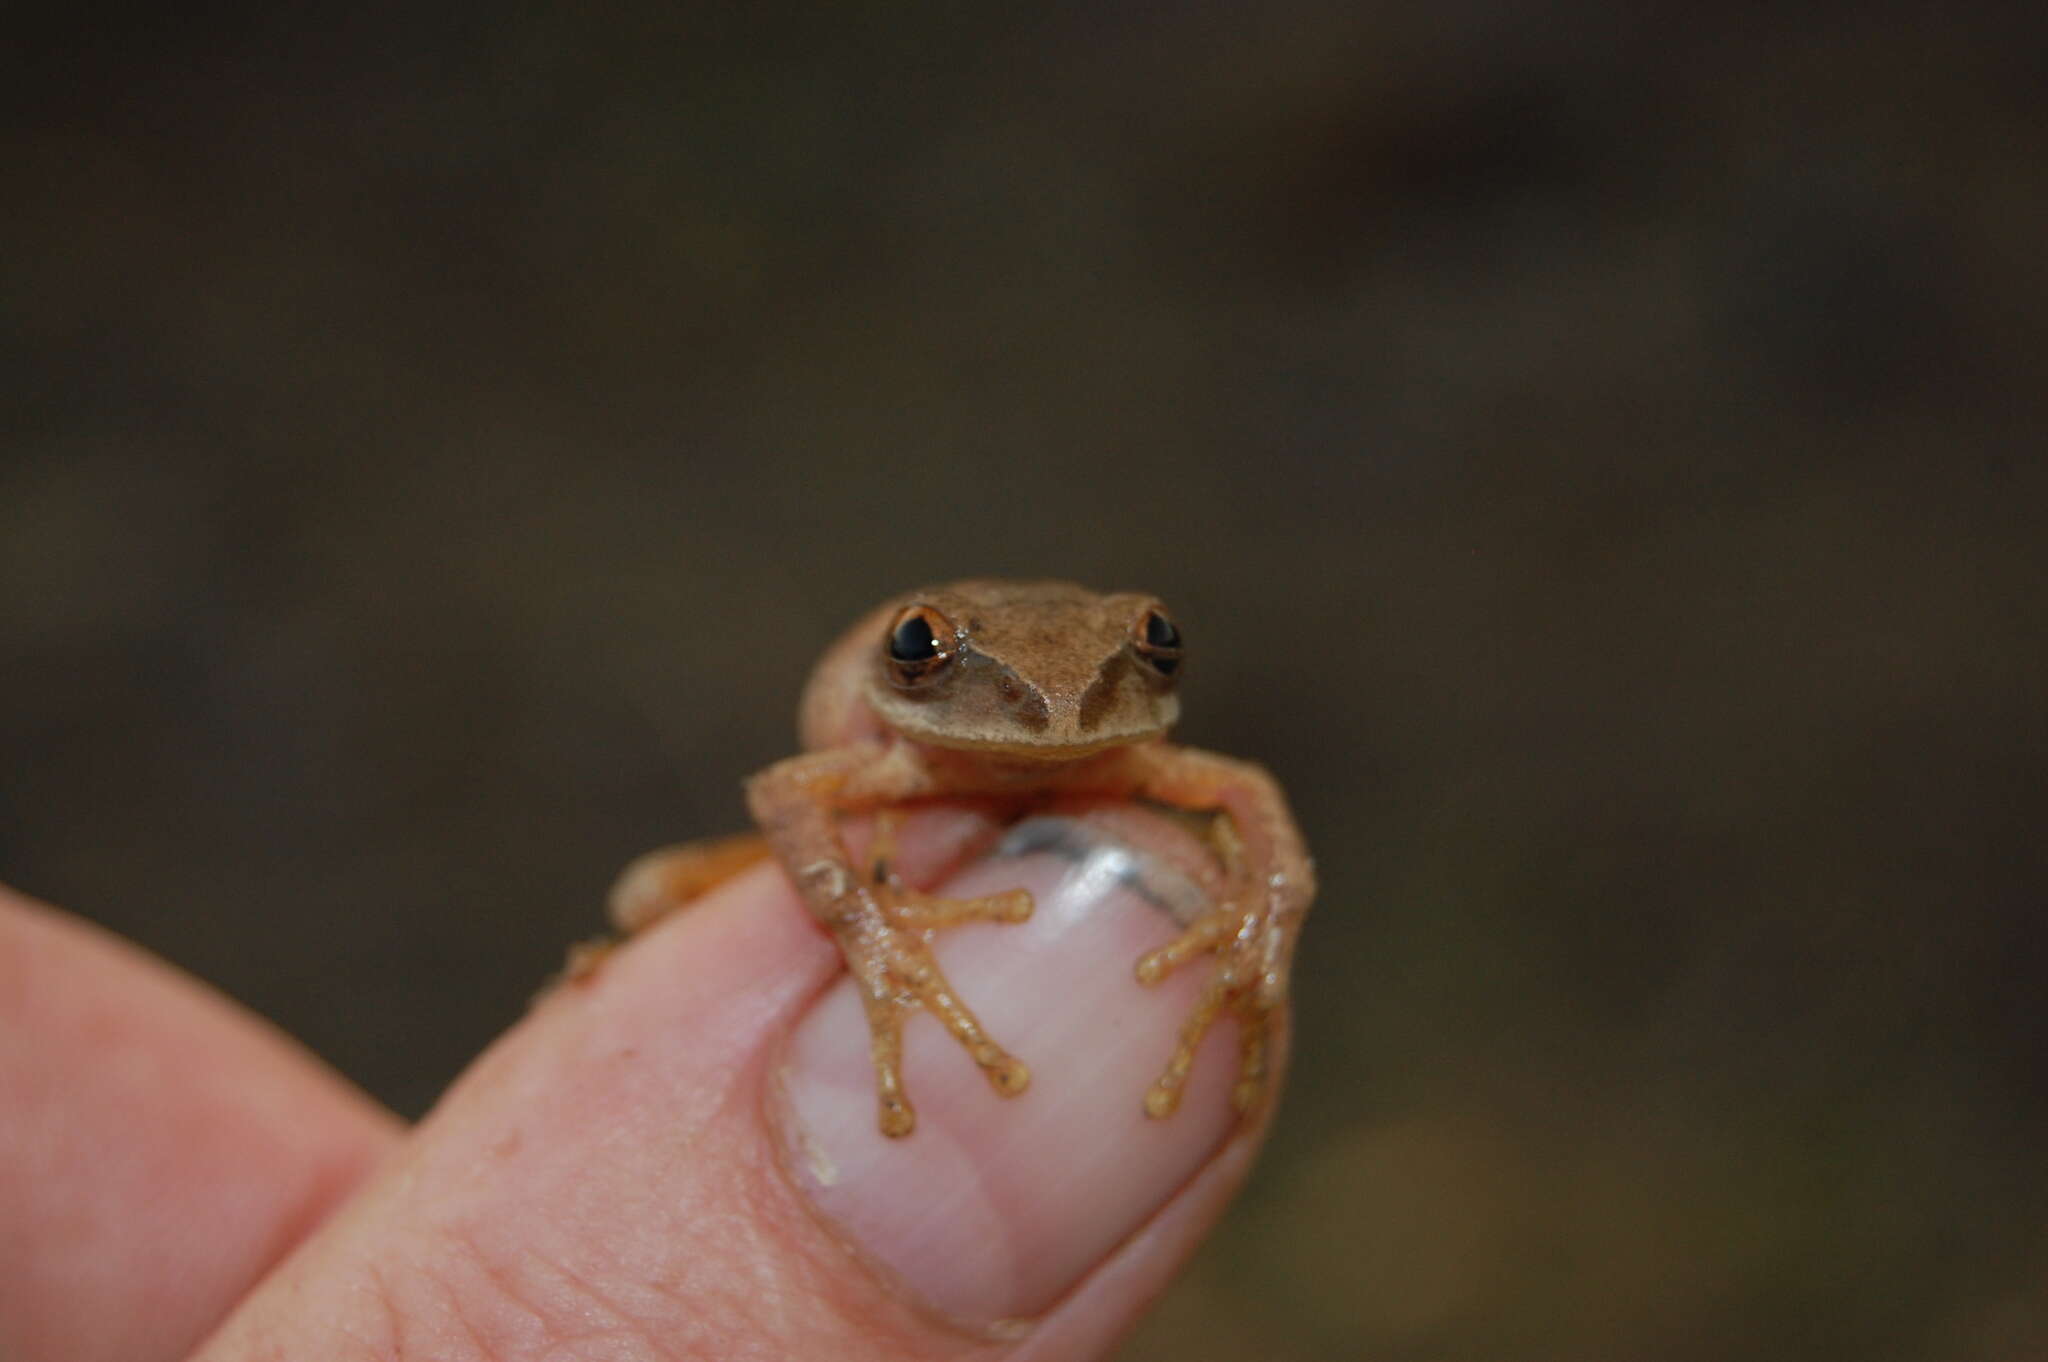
[1132,605,1183,678]
[883,604,958,687]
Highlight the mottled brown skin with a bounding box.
[602,580,1315,1137]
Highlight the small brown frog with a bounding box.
[592,580,1315,1137]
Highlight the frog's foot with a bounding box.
[1135,905,1280,1119]
[608,833,774,936]
[541,834,775,1001]
[559,935,620,984]
[836,879,1036,1138]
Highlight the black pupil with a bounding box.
[889,614,940,663]
[1144,611,1180,650]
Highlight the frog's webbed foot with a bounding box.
[542,834,774,1000]
[609,833,774,936]
[831,843,1036,1138]
[1134,901,1284,1119]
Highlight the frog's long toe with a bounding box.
[889,883,1035,930]
[1231,1006,1271,1114]
[856,989,919,1137]
[1144,969,1232,1117]
[891,936,1032,1098]
[1134,906,1237,984]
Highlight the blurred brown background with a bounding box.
[5,5,2045,1358]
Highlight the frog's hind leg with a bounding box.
[555,833,772,988]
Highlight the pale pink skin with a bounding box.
[0,801,1282,1360]
[0,890,398,1361]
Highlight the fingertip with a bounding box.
[192,805,1279,1361]
[775,811,1273,1331]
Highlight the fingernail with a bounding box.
[774,813,1248,1329]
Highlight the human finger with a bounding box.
[0,886,401,1362]
[192,805,1281,1360]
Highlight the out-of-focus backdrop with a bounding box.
[5,6,2044,1358]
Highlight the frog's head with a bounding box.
[861,579,1182,760]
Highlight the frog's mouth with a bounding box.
[865,656,1181,759]
[903,726,1165,762]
